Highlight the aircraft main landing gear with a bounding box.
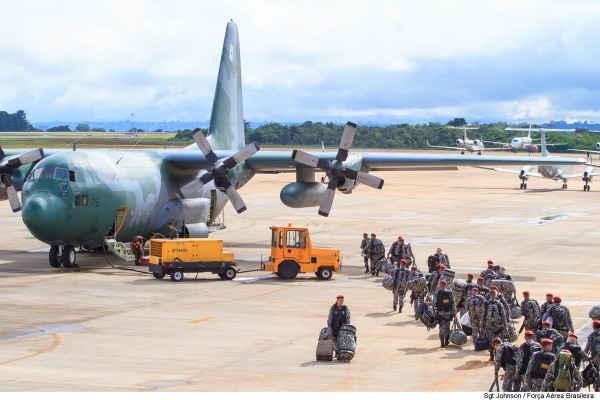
[584,183,591,191]
[562,183,568,189]
[48,245,77,268]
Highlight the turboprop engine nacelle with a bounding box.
[456,139,464,146]
[280,182,326,208]
[503,144,511,151]
[530,145,538,153]
[596,142,600,150]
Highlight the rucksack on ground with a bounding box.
[552,352,574,391]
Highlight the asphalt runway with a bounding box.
[1,160,599,392]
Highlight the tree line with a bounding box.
[2,110,599,150]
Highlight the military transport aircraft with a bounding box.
[426,126,503,155]
[484,124,566,153]
[477,128,597,190]
[0,20,586,269]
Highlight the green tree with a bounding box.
[75,124,91,132]
[446,118,468,127]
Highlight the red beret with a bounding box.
[398,236,404,240]
[471,287,479,292]
[524,330,534,336]
[487,260,493,264]
[491,286,499,290]
[568,333,578,339]
[467,273,474,278]
[560,349,572,355]
[477,277,484,281]
[492,337,502,345]
[523,291,529,295]
[336,295,344,299]
[553,296,562,303]
[400,259,407,264]
[371,233,376,237]
[542,320,552,326]
[593,320,600,328]
[546,293,553,297]
[541,338,553,345]
[439,280,447,285]
[410,266,417,270]
[438,265,446,270]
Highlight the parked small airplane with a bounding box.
[484,124,566,153]
[477,128,597,190]
[426,126,503,155]
[0,21,587,269]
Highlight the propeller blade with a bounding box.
[192,128,218,164]
[199,172,214,185]
[224,142,260,169]
[318,187,336,217]
[225,185,247,214]
[351,171,385,189]
[18,148,44,165]
[180,179,206,198]
[6,184,21,213]
[336,122,356,162]
[292,150,320,168]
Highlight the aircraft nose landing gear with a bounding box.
[49,245,77,268]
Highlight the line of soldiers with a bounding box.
[360,233,415,276]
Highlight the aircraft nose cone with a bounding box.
[22,194,69,243]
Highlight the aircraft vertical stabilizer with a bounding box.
[207,19,245,151]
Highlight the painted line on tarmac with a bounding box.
[0,332,61,366]
[190,317,214,324]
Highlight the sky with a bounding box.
[2,0,600,125]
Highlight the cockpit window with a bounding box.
[40,167,56,179]
[55,168,69,181]
[27,168,42,181]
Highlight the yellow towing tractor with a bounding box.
[148,238,237,282]
[261,224,341,280]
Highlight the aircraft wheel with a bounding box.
[562,184,567,189]
[152,272,165,279]
[62,245,76,268]
[278,260,299,279]
[523,183,527,190]
[520,183,524,189]
[317,267,333,280]
[49,246,62,268]
[170,270,184,282]
[224,267,236,280]
[460,151,464,155]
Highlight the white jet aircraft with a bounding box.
[427,126,503,155]
[478,128,599,191]
[485,124,566,153]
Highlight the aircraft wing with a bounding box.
[482,141,507,146]
[569,149,600,155]
[474,166,544,178]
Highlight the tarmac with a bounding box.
[1,157,599,392]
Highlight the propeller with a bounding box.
[0,147,44,212]
[180,128,260,214]
[292,122,384,217]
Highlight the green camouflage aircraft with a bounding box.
[0,20,586,268]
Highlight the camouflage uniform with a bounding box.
[390,266,409,312]
[482,298,508,360]
[360,236,370,272]
[521,298,541,333]
[541,358,583,392]
[407,275,427,317]
[327,303,351,357]
[479,267,498,288]
[542,303,574,340]
[514,339,542,391]
[432,252,450,268]
[495,342,519,392]
[485,292,511,329]
[466,292,485,343]
[558,342,589,368]
[389,241,415,266]
[433,287,457,347]
[367,238,385,276]
[584,329,600,391]
[476,283,490,298]
[523,349,555,392]
[535,327,562,350]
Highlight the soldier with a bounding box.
[523,338,556,392]
[487,285,511,323]
[327,294,351,360]
[496,266,512,281]
[167,221,179,239]
[367,233,385,276]
[479,261,498,288]
[540,293,554,319]
[542,296,574,340]
[466,286,485,345]
[390,259,409,312]
[514,330,542,391]
[427,263,446,298]
[407,265,427,319]
[475,276,490,297]
[433,280,456,348]
[583,320,600,392]
[558,333,589,368]
[129,235,146,266]
[388,236,415,267]
[492,337,519,392]
[520,291,541,333]
[360,233,370,273]
[432,247,450,269]
[535,321,563,352]
[541,349,583,392]
[481,290,508,361]
[466,273,474,285]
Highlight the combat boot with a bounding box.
[399,306,403,313]
[445,337,450,346]
[440,338,445,348]
[393,305,396,311]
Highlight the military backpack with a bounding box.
[500,342,518,370]
[590,331,600,354]
[550,305,568,330]
[532,351,555,379]
[436,290,454,312]
[552,352,575,391]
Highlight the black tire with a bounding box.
[224,267,236,280]
[218,272,226,279]
[170,270,184,282]
[523,183,527,190]
[152,272,165,279]
[278,260,299,279]
[317,267,333,280]
[49,246,62,268]
[62,245,76,268]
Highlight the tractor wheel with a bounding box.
[278,260,300,279]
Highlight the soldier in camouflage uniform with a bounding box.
[584,320,600,392]
[538,293,554,327]
[433,280,456,348]
[523,338,556,392]
[390,260,409,312]
[492,337,519,392]
[427,263,446,298]
[466,286,485,344]
[432,247,450,269]
[541,349,583,392]
[496,266,512,281]
[479,261,498,288]
[475,276,491,297]
[407,265,427,318]
[513,330,541,392]
[520,291,541,333]
[541,296,574,340]
[367,233,385,276]
[327,294,351,359]
[559,333,589,368]
[360,233,370,273]
[487,285,511,323]
[481,290,509,361]
[388,236,415,267]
